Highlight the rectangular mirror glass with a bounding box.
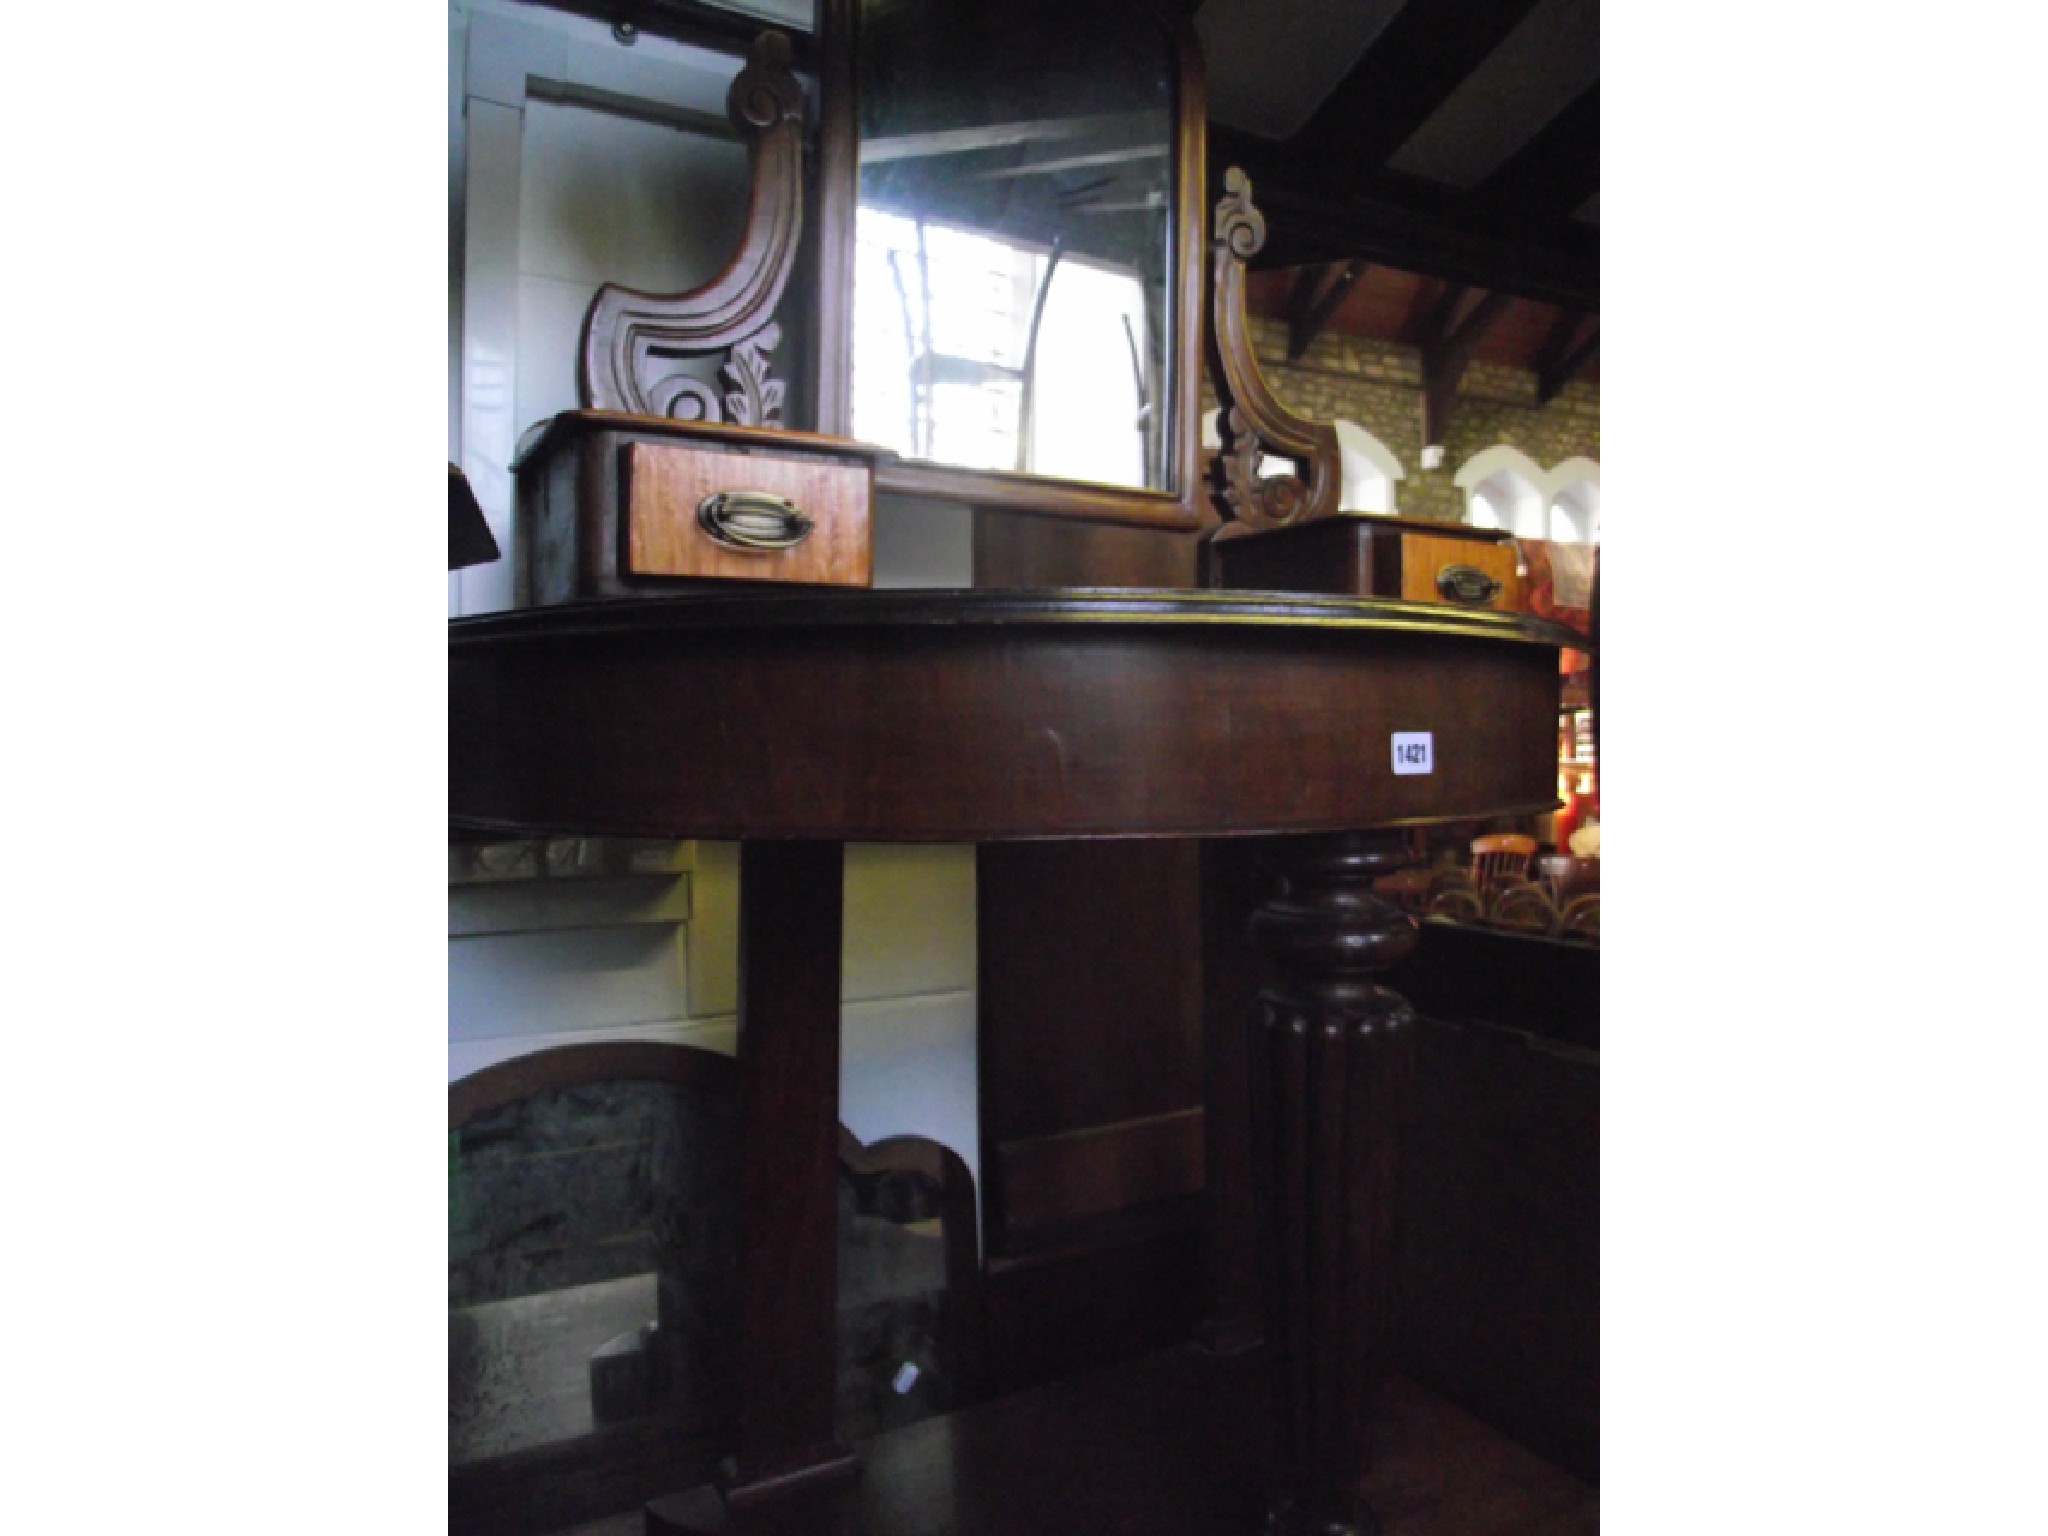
[851,0,1178,492]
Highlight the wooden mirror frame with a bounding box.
[811,0,1208,532]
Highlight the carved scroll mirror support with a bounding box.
[1202,167,1344,570]
[577,31,804,426]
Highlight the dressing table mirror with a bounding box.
[815,0,1208,529]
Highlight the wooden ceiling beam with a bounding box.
[1286,259,1368,362]
[1290,0,1549,179]
[1421,288,1512,449]
[1208,128,1599,310]
[1538,326,1599,404]
[1398,279,1462,347]
[1469,82,1600,226]
[1415,281,1472,347]
[1284,264,1325,352]
[1535,306,1589,375]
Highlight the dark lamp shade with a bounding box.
[450,463,501,571]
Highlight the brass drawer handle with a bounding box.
[697,490,814,552]
[1435,563,1502,605]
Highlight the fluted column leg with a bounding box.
[1247,832,1418,1536]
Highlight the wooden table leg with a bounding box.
[1246,832,1418,1536]
[648,840,858,1534]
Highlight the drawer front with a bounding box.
[623,441,872,588]
[1398,532,1521,611]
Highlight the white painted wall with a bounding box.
[1333,418,1404,514]
[447,0,982,1185]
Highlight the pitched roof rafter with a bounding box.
[1286,259,1369,362]
[1419,287,1512,448]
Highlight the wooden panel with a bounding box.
[971,846,1207,1390]
[973,509,1201,590]
[1395,531,1522,610]
[626,441,872,588]
[979,1210,1206,1397]
[977,841,1204,1137]
[992,1107,1206,1234]
[1396,1017,1599,1485]
[1207,517,1378,597]
[1386,920,1599,1053]
[1380,924,1599,1482]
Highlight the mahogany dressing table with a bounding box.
[449,586,1581,1534]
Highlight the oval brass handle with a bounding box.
[1435,563,1503,605]
[697,490,814,552]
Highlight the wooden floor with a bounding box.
[550,1344,1595,1535]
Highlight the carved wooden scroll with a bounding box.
[1205,167,1343,543]
[578,31,805,424]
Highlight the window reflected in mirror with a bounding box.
[852,0,1176,490]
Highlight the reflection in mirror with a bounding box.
[851,0,1177,491]
[449,1077,738,1471]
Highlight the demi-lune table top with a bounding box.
[449,588,1584,844]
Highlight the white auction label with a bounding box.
[1391,731,1434,775]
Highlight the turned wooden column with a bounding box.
[1247,832,1419,1536]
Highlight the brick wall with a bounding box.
[1204,317,1600,523]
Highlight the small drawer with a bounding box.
[1207,514,1523,611]
[624,440,871,588]
[1394,531,1520,610]
[512,411,890,606]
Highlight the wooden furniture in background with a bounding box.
[451,589,1576,1534]
[1557,893,1600,940]
[1470,833,1538,901]
[1207,512,1523,610]
[1487,881,1558,934]
[1427,885,1483,924]
[836,1126,991,1415]
[1535,852,1598,908]
[1384,922,1600,1483]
